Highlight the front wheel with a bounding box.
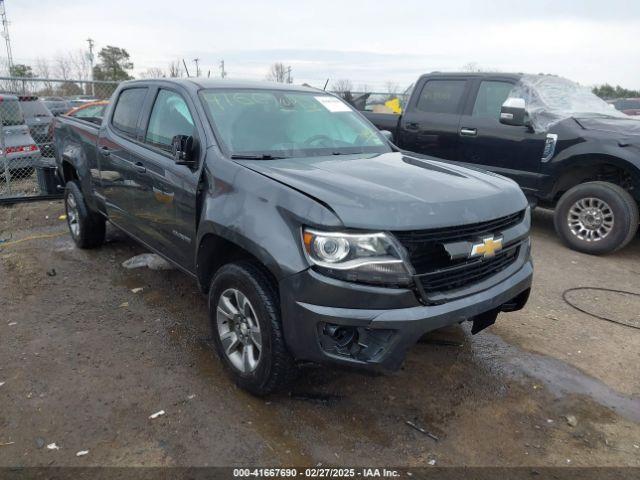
[554,181,639,255]
[208,261,296,396]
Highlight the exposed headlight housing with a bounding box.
[302,228,413,286]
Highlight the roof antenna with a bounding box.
[182,58,191,78]
[207,70,211,78]
[323,78,329,90]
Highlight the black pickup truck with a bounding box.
[364,73,640,255]
[53,79,532,395]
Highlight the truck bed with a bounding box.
[362,111,400,132]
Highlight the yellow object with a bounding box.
[384,98,402,114]
[0,231,66,248]
[58,214,67,220]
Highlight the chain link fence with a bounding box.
[0,77,119,203]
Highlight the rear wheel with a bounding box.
[208,261,296,396]
[554,181,639,255]
[64,180,106,249]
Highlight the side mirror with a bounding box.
[380,130,394,142]
[171,135,195,166]
[500,98,526,126]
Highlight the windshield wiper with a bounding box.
[230,154,286,160]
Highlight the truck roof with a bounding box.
[120,78,323,94]
[420,72,523,81]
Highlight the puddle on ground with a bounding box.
[470,330,640,423]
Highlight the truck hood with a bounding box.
[237,152,527,230]
[574,116,640,137]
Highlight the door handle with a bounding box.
[405,122,420,130]
[460,127,477,137]
[99,146,111,157]
[134,161,146,173]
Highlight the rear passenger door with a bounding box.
[397,78,469,161]
[127,87,201,270]
[457,78,546,192]
[97,87,149,233]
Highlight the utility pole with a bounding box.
[0,0,14,74]
[286,66,292,84]
[86,37,95,96]
[193,58,200,77]
[219,60,226,79]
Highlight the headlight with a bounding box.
[302,228,412,286]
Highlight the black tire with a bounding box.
[64,180,106,249]
[554,181,639,255]
[208,261,296,396]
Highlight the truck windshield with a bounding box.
[199,89,390,158]
[0,99,26,126]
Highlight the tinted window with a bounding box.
[145,90,195,150]
[416,80,466,114]
[112,88,147,136]
[472,81,514,118]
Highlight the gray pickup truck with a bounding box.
[53,79,532,395]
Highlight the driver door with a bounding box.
[457,78,547,192]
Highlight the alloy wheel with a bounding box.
[567,197,614,242]
[216,288,262,373]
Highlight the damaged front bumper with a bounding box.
[280,257,533,371]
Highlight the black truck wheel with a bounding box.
[208,261,296,396]
[554,181,639,255]
[64,181,106,249]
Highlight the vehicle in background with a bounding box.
[363,72,640,255]
[68,95,99,108]
[0,94,41,177]
[64,100,108,125]
[608,98,640,116]
[18,96,54,158]
[54,79,532,395]
[41,96,73,116]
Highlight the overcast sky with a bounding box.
[5,0,640,90]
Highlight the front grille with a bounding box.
[417,246,519,293]
[393,210,525,298]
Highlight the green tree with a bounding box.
[592,83,640,99]
[93,46,134,81]
[10,64,34,78]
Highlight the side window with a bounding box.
[145,89,195,151]
[112,88,147,136]
[472,81,514,119]
[415,80,466,114]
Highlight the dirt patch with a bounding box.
[0,203,639,467]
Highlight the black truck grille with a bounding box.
[393,210,525,296]
[417,246,519,293]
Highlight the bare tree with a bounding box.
[332,79,353,102]
[140,67,166,79]
[358,83,370,94]
[69,49,90,81]
[34,57,53,95]
[266,62,288,83]
[54,54,72,81]
[168,60,182,78]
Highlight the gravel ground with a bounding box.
[0,201,639,467]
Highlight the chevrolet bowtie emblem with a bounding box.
[470,236,503,259]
